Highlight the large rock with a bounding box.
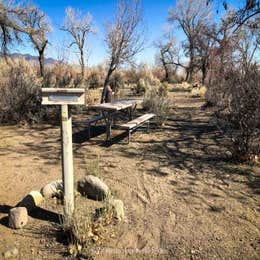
[9,207,28,229]
[40,180,63,199]
[77,175,109,201]
[16,191,43,211]
[109,199,124,221]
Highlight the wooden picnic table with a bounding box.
[89,98,143,141]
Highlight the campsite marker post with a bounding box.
[42,88,85,217]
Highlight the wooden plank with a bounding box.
[42,88,85,105]
[120,122,137,129]
[86,114,104,124]
[42,88,85,93]
[61,105,74,217]
[120,113,155,129]
[90,98,143,111]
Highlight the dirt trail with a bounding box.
[0,89,259,259]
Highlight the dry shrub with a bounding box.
[125,65,161,95]
[207,65,260,162]
[0,58,51,124]
[191,85,207,97]
[132,75,161,95]
[109,72,124,95]
[44,63,83,88]
[87,71,101,89]
[61,202,114,258]
[86,88,102,105]
[177,81,192,89]
[143,84,171,125]
[151,67,165,82]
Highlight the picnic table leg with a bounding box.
[103,111,112,142]
[107,120,112,142]
[128,107,133,120]
[128,104,137,120]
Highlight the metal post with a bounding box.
[61,105,74,217]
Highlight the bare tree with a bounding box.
[208,0,260,31]
[62,7,94,79]
[101,0,144,103]
[21,6,50,77]
[193,24,217,84]
[236,27,259,72]
[168,0,212,82]
[204,15,260,161]
[0,1,28,56]
[155,32,186,82]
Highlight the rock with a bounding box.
[109,199,124,221]
[3,247,18,259]
[109,162,117,168]
[77,175,109,201]
[3,250,12,258]
[103,167,109,173]
[16,191,43,211]
[225,151,232,158]
[9,207,28,229]
[40,180,63,199]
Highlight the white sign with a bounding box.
[42,88,85,105]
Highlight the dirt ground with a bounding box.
[0,88,259,259]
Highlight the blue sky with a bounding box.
[13,0,243,66]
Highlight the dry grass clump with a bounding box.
[176,81,192,89]
[61,199,115,258]
[143,84,171,125]
[191,85,207,97]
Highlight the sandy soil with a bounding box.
[0,88,259,259]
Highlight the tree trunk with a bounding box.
[161,51,170,82]
[201,62,207,85]
[163,62,170,82]
[101,67,114,103]
[38,50,44,77]
[188,43,194,82]
[80,49,85,79]
[185,68,189,82]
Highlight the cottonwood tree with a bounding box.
[168,0,212,82]
[21,6,50,77]
[236,27,259,72]
[208,0,260,31]
[62,7,94,79]
[0,1,28,55]
[155,32,186,82]
[193,24,217,84]
[101,0,144,103]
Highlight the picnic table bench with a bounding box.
[120,113,155,143]
[85,114,104,138]
[88,98,155,142]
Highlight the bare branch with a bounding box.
[61,7,95,78]
[102,0,145,103]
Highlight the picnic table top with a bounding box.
[90,98,143,111]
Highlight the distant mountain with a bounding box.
[6,53,57,65]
